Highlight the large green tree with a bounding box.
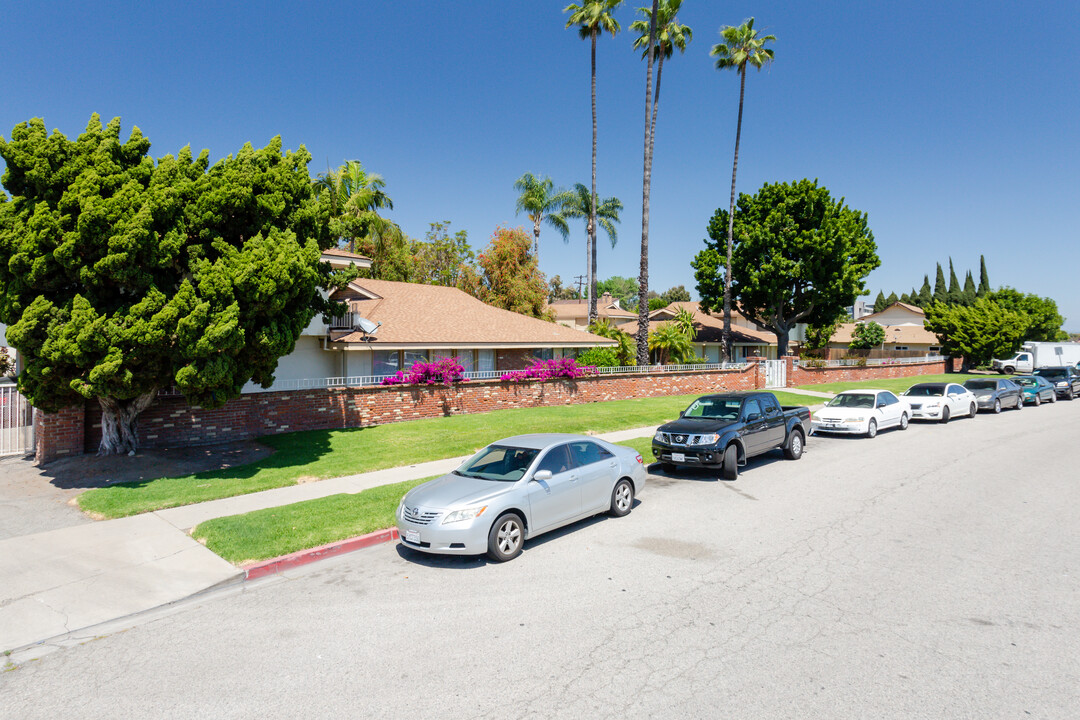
[596,275,639,308]
[564,0,623,324]
[924,298,1026,371]
[411,221,478,290]
[313,160,393,253]
[631,0,692,364]
[987,288,1068,342]
[0,116,334,454]
[473,227,551,320]
[849,321,885,350]
[693,179,880,356]
[513,172,572,263]
[710,17,775,361]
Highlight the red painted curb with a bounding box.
[243,527,400,580]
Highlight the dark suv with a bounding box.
[1034,366,1080,400]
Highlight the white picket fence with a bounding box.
[0,385,34,456]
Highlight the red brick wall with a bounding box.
[73,364,759,457]
[785,356,950,387]
[34,406,85,464]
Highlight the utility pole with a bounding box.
[573,275,586,299]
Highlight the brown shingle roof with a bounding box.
[330,279,615,347]
[549,298,637,322]
[831,323,940,345]
[322,248,372,261]
[617,302,775,345]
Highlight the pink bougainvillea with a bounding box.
[381,356,469,386]
[499,358,596,383]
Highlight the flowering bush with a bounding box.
[381,356,469,386]
[500,358,596,383]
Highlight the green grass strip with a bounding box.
[794,372,984,396]
[78,389,822,519]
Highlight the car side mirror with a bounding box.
[877,401,887,408]
[679,411,685,418]
[746,412,761,422]
[532,470,553,482]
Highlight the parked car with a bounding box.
[396,434,646,562]
[963,378,1023,413]
[900,382,977,423]
[1010,375,1057,406]
[652,391,811,480]
[810,389,910,438]
[1033,366,1080,400]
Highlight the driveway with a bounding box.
[4,400,1078,717]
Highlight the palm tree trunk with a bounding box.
[589,29,599,326]
[533,217,541,261]
[723,66,747,363]
[637,5,660,366]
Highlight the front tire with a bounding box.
[1033,394,1041,407]
[721,444,739,480]
[1014,395,1023,410]
[1003,366,1015,374]
[866,419,877,439]
[784,430,805,460]
[487,513,524,562]
[940,406,951,424]
[1068,388,1075,401]
[899,412,909,430]
[993,398,1002,414]
[609,479,634,517]
[968,402,977,418]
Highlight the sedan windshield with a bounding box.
[964,380,998,390]
[827,394,874,409]
[456,445,540,482]
[1012,377,1037,388]
[683,398,742,420]
[1036,369,1066,379]
[904,385,944,397]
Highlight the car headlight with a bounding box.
[923,400,940,407]
[442,506,488,524]
[843,417,863,423]
[653,431,664,442]
[1057,381,1067,387]
[694,433,720,445]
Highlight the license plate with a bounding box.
[404,529,420,544]
[672,452,686,462]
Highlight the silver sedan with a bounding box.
[395,434,647,562]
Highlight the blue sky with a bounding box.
[2,1,1078,328]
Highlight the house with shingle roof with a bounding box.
[616,301,781,362]
[550,293,638,330]
[828,302,941,354]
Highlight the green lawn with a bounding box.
[192,437,654,565]
[84,390,811,519]
[794,373,984,396]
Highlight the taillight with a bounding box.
[635,454,643,464]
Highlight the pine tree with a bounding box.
[885,291,899,307]
[933,264,948,304]
[947,258,962,305]
[873,290,888,313]
[908,288,918,305]
[977,255,991,297]
[962,271,977,306]
[918,275,932,306]
[900,292,912,304]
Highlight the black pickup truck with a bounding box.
[651,391,811,480]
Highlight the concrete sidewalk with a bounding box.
[0,425,659,655]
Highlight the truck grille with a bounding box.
[402,507,441,525]
[657,432,713,446]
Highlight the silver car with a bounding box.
[395,434,646,562]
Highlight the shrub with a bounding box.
[575,347,619,367]
[500,358,596,383]
[802,357,827,368]
[0,347,13,376]
[381,356,468,386]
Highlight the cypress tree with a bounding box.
[900,291,912,304]
[962,271,977,306]
[977,255,991,296]
[918,275,932,306]
[933,264,948,304]
[947,258,962,305]
[873,290,888,313]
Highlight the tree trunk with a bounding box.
[533,217,541,260]
[589,29,599,326]
[723,66,748,363]
[97,392,158,456]
[636,1,659,366]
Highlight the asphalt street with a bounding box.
[3,399,1079,719]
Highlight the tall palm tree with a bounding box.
[711,18,774,361]
[553,183,622,295]
[630,0,691,364]
[313,160,394,251]
[564,0,623,325]
[513,172,573,264]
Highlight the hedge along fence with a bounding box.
[36,362,764,463]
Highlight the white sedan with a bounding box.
[811,389,911,438]
[901,382,978,423]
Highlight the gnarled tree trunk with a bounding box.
[97,391,158,456]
